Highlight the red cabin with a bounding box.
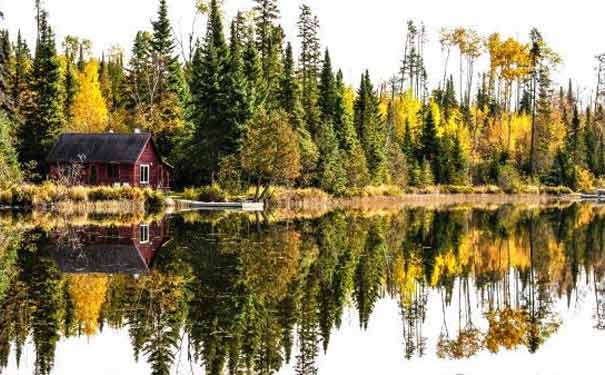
[47,132,172,189]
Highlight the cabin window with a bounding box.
[107,164,119,179]
[140,164,150,184]
[139,224,149,244]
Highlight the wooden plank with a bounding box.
[175,199,265,211]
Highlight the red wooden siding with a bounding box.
[48,139,171,189]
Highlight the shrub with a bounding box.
[143,188,165,212]
[67,186,88,202]
[197,184,228,202]
[575,167,594,193]
[497,164,522,194]
[182,187,198,201]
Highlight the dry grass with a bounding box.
[0,183,165,213]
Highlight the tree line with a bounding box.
[0,1,604,194]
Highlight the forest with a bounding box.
[0,0,604,195]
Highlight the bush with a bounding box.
[197,184,228,202]
[143,189,165,212]
[575,167,594,193]
[67,186,88,202]
[542,186,573,195]
[497,164,522,193]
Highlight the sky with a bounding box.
[1,0,604,103]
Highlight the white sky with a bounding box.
[1,0,604,102]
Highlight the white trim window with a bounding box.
[139,224,149,244]
[140,164,150,185]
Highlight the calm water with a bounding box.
[1,203,605,375]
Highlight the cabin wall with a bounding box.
[48,141,170,189]
[133,141,170,189]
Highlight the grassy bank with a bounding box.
[173,183,577,212]
[0,183,166,213]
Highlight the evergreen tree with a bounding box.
[0,29,13,116]
[11,31,32,119]
[278,42,301,120]
[19,10,64,176]
[222,17,251,155]
[420,103,440,179]
[0,111,21,187]
[354,71,386,184]
[253,0,283,103]
[297,4,321,137]
[565,105,582,166]
[243,24,266,112]
[189,0,233,184]
[318,49,336,122]
[63,60,77,122]
[317,121,346,195]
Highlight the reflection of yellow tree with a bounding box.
[67,274,109,336]
[484,308,528,353]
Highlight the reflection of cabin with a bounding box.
[46,132,172,189]
[48,220,170,275]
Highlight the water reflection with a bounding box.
[1,204,605,374]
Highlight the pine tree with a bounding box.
[565,105,582,165]
[420,103,440,179]
[19,10,64,175]
[11,31,32,119]
[149,0,186,156]
[318,49,336,122]
[317,121,346,195]
[63,60,77,122]
[278,42,301,119]
[243,24,266,111]
[189,0,232,184]
[223,17,251,155]
[297,4,321,137]
[253,0,283,102]
[354,71,386,184]
[0,29,12,116]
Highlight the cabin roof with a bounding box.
[49,243,150,275]
[46,133,153,163]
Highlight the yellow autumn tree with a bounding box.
[67,273,109,336]
[70,59,109,132]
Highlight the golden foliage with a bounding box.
[67,273,109,335]
[69,60,109,132]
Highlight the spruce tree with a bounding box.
[63,60,77,121]
[11,31,32,120]
[354,71,386,184]
[243,25,266,111]
[420,103,440,179]
[223,18,251,154]
[189,0,232,184]
[19,11,64,176]
[317,121,346,195]
[0,29,12,116]
[297,4,321,137]
[278,42,300,118]
[318,49,336,122]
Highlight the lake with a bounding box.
[1,202,604,375]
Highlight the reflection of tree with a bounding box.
[3,204,605,373]
[354,220,386,329]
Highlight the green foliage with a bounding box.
[19,11,64,177]
[0,111,21,188]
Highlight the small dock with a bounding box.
[580,189,605,201]
[174,199,265,212]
